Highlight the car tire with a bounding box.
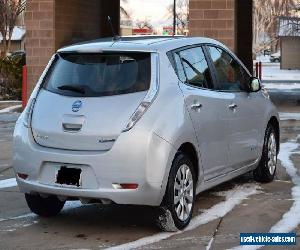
[25,194,65,217]
[156,153,196,232]
[253,125,278,183]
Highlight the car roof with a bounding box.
[57,36,225,54]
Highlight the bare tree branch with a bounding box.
[0,0,26,57]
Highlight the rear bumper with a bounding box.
[13,119,176,206]
[16,178,163,205]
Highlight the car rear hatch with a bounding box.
[31,52,152,151]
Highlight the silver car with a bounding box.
[13,36,279,231]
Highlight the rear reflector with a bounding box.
[112,183,138,189]
[17,173,28,180]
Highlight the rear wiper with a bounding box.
[57,85,85,94]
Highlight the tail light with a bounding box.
[22,54,57,128]
[23,98,36,128]
[122,53,159,132]
[122,101,151,132]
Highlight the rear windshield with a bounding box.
[43,53,151,97]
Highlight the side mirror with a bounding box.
[250,77,261,92]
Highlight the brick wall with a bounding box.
[189,0,236,51]
[25,0,55,95]
[55,0,102,49]
[25,0,120,96]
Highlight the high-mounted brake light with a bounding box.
[122,53,159,132]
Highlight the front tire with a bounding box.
[253,125,278,183]
[156,153,196,231]
[25,194,65,217]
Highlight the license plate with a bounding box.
[55,166,82,187]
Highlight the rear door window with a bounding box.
[43,53,151,97]
[175,47,213,89]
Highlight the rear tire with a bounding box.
[25,194,65,217]
[253,125,278,183]
[156,153,196,232]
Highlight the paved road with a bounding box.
[0,94,299,250]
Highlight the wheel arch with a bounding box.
[177,142,199,184]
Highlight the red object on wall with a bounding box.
[255,62,259,78]
[22,65,27,109]
[259,61,262,80]
[255,62,262,80]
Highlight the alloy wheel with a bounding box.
[267,133,277,175]
[174,164,194,221]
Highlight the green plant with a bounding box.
[0,56,22,100]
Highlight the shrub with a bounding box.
[0,56,23,100]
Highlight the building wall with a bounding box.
[281,37,300,70]
[25,0,120,96]
[25,0,55,95]
[189,0,236,51]
[189,0,253,72]
[55,0,101,49]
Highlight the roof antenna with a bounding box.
[107,16,120,41]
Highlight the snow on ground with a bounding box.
[0,200,83,232]
[0,178,17,189]
[262,65,300,81]
[106,184,260,250]
[263,83,300,90]
[0,101,21,103]
[279,112,300,121]
[230,137,300,250]
[255,55,272,63]
[0,104,22,114]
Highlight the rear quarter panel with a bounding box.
[135,53,204,189]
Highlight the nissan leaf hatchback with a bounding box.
[13,36,280,231]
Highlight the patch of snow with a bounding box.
[0,201,84,232]
[106,184,260,250]
[0,101,21,103]
[279,112,300,121]
[0,26,25,41]
[0,178,17,189]
[0,104,22,114]
[63,200,83,211]
[254,55,271,63]
[206,236,214,250]
[229,139,300,250]
[0,113,20,122]
[263,83,300,90]
[262,65,300,81]
[271,141,300,233]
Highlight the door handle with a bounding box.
[191,103,202,111]
[228,103,238,110]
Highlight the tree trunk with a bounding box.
[6,29,13,55]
